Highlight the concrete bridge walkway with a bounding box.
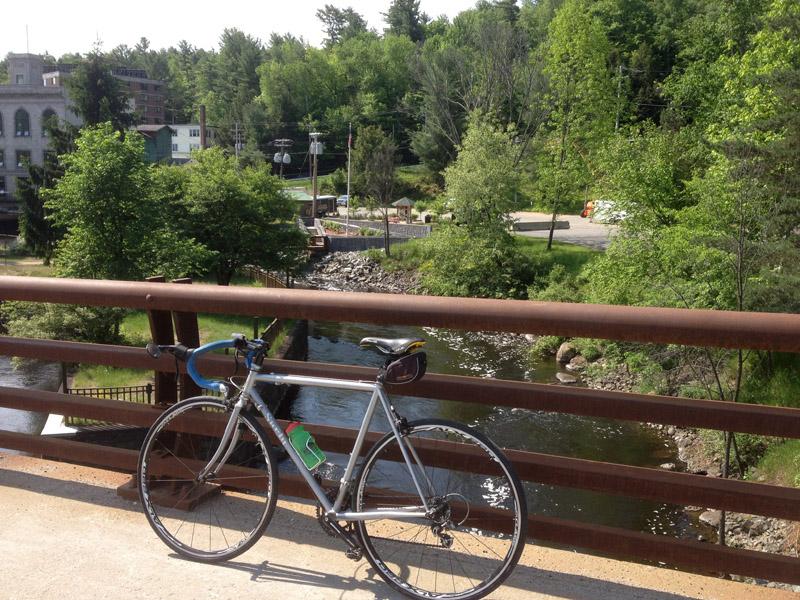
[0,454,792,600]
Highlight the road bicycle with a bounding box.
[138,332,527,600]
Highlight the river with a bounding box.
[291,319,705,539]
[0,357,62,440]
[0,321,703,538]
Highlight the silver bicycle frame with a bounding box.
[220,365,432,523]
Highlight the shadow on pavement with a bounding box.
[1,466,696,600]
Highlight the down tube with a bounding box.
[248,387,331,511]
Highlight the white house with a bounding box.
[170,124,216,163]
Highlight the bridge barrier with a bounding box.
[0,276,799,584]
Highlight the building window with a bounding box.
[14,109,31,137]
[0,113,3,137]
[154,106,161,113]
[171,129,178,137]
[15,74,24,84]
[141,83,149,91]
[42,108,57,137]
[190,143,200,151]
[0,176,5,196]
[189,128,200,137]
[16,150,31,168]
[0,150,4,167]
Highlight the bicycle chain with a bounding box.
[314,475,355,538]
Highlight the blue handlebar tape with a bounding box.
[186,339,236,392]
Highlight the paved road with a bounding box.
[511,211,619,251]
[1,454,791,600]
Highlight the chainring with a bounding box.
[315,478,355,538]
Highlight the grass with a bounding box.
[514,236,598,276]
[367,235,597,279]
[121,311,263,347]
[750,439,800,487]
[72,365,151,388]
[0,254,54,277]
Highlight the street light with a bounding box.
[271,138,293,178]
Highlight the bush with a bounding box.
[0,301,126,344]
[420,225,535,299]
[529,335,564,358]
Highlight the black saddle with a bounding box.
[359,337,425,356]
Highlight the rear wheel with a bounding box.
[138,396,277,562]
[353,418,527,600]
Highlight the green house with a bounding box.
[136,125,175,163]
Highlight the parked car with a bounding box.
[583,200,627,223]
[337,194,349,207]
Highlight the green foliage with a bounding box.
[419,224,534,298]
[0,302,125,344]
[182,148,307,284]
[528,335,564,358]
[443,115,520,235]
[45,124,208,282]
[384,0,428,42]
[66,52,136,131]
[532,0,615,219]
[316,4,369,47]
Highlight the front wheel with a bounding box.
[353,418,527,600]
[137,396,278,562]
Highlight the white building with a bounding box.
[170,124,216,163]
[0,54,79,210]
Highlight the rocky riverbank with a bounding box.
[299,252,420,293]
[577,350,799,590]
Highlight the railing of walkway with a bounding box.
[1,275,799,584]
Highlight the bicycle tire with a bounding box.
[138,396,278,562]
[353,418,527,600]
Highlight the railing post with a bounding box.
[145,276,177,405]
[171,278,201,400]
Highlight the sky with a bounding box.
[2,0,479,58]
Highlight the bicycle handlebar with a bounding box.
[146,334,267,394]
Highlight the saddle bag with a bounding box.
[384,352,427,385]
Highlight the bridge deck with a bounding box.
[0,454,792,600]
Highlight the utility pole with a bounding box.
[345,123,352,236]
[233,122,243,160]
[309,132,322,220]
[615,63,623,133]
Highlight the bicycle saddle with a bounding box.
[359,337,425,356]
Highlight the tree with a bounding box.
[443,115,520,235]
[44,123,208,281]
[66,52,136,132]
[384,0,428,42]
[196,29,265,148]
[182,148,306,285]
[17,119,76,263]
[540,0,615,249]
[316,5,369,47]
[421,115,532,299]
[352,126,398,256]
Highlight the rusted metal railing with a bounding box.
[1,276,800,585]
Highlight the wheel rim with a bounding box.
[139,400,274,560]
[355,423,524,599]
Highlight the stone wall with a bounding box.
[326,236,410,253]
[327,219,432,238]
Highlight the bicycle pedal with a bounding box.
[345,546,363,561]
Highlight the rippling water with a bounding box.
[291,320,705,538]
[0,358,62,441]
